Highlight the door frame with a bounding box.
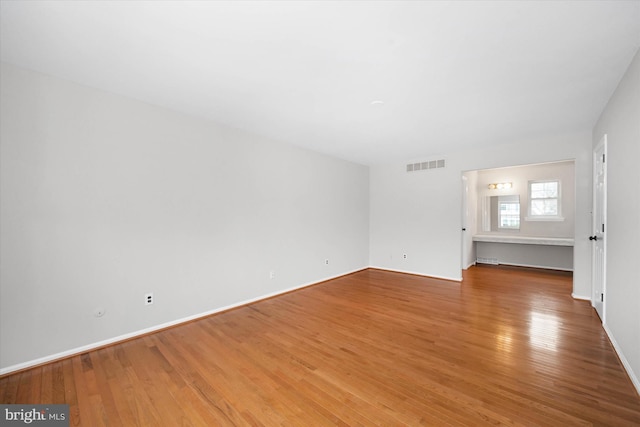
[592,134,607,322]
[461,174,469,270]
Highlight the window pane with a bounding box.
[531,182,558,199]
[499,202,520,228]
[500,215,520,228]
[500,202,520,215]
[531,199,558,216]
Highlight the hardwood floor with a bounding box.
[2,266,639,426]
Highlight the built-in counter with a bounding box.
[473,235,574,246]
[473,235,574,271]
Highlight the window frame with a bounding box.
[526,179,564,221]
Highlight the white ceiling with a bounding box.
[1,1,639,165]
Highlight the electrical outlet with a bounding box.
[145,292,154,305]
[269,271,275,279]
[325,259,329,265]
[403,254,407,259]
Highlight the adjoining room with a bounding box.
[465,161,576,272]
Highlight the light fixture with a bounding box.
[370,100,384,106]
[488,182,512,190]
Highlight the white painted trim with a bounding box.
[496,261,573,272]
[369,266,463,282]
[524,216,565,222]
[571,293,591,301]
[463,261,476,270]
[603,323,640,395]
[472,235,574,246]
[592,135,607,323]
[0,267,368,376]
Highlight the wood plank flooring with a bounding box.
[2,266,640,426]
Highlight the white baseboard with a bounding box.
[0,266,368,376]
[368,266,462,282]
[571,293,591,301]
[603,323,640,395]
[463,261,476,270]
[497,261,573,272]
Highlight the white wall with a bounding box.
[592,49,640,392]
[475,242,573,271]
[370,131,592,291]
[0,63,370,372]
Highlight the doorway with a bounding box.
[462,161,576,275]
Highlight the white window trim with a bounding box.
[525,216,565,222]
[525,179,565,222]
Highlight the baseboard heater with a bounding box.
[476,257,499,265]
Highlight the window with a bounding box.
[498,195,520,229]
[527,180,563,220]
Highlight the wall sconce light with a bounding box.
[488,182,512,190]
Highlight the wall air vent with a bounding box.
[406,159,446,173]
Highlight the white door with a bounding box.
[461,175,469,270]
[460,175,469,270]
[592,135,607,322]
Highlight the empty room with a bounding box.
[1,1,639,425]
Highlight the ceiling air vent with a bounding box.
[406,158,445,173]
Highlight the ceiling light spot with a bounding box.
[370,100,384,106]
